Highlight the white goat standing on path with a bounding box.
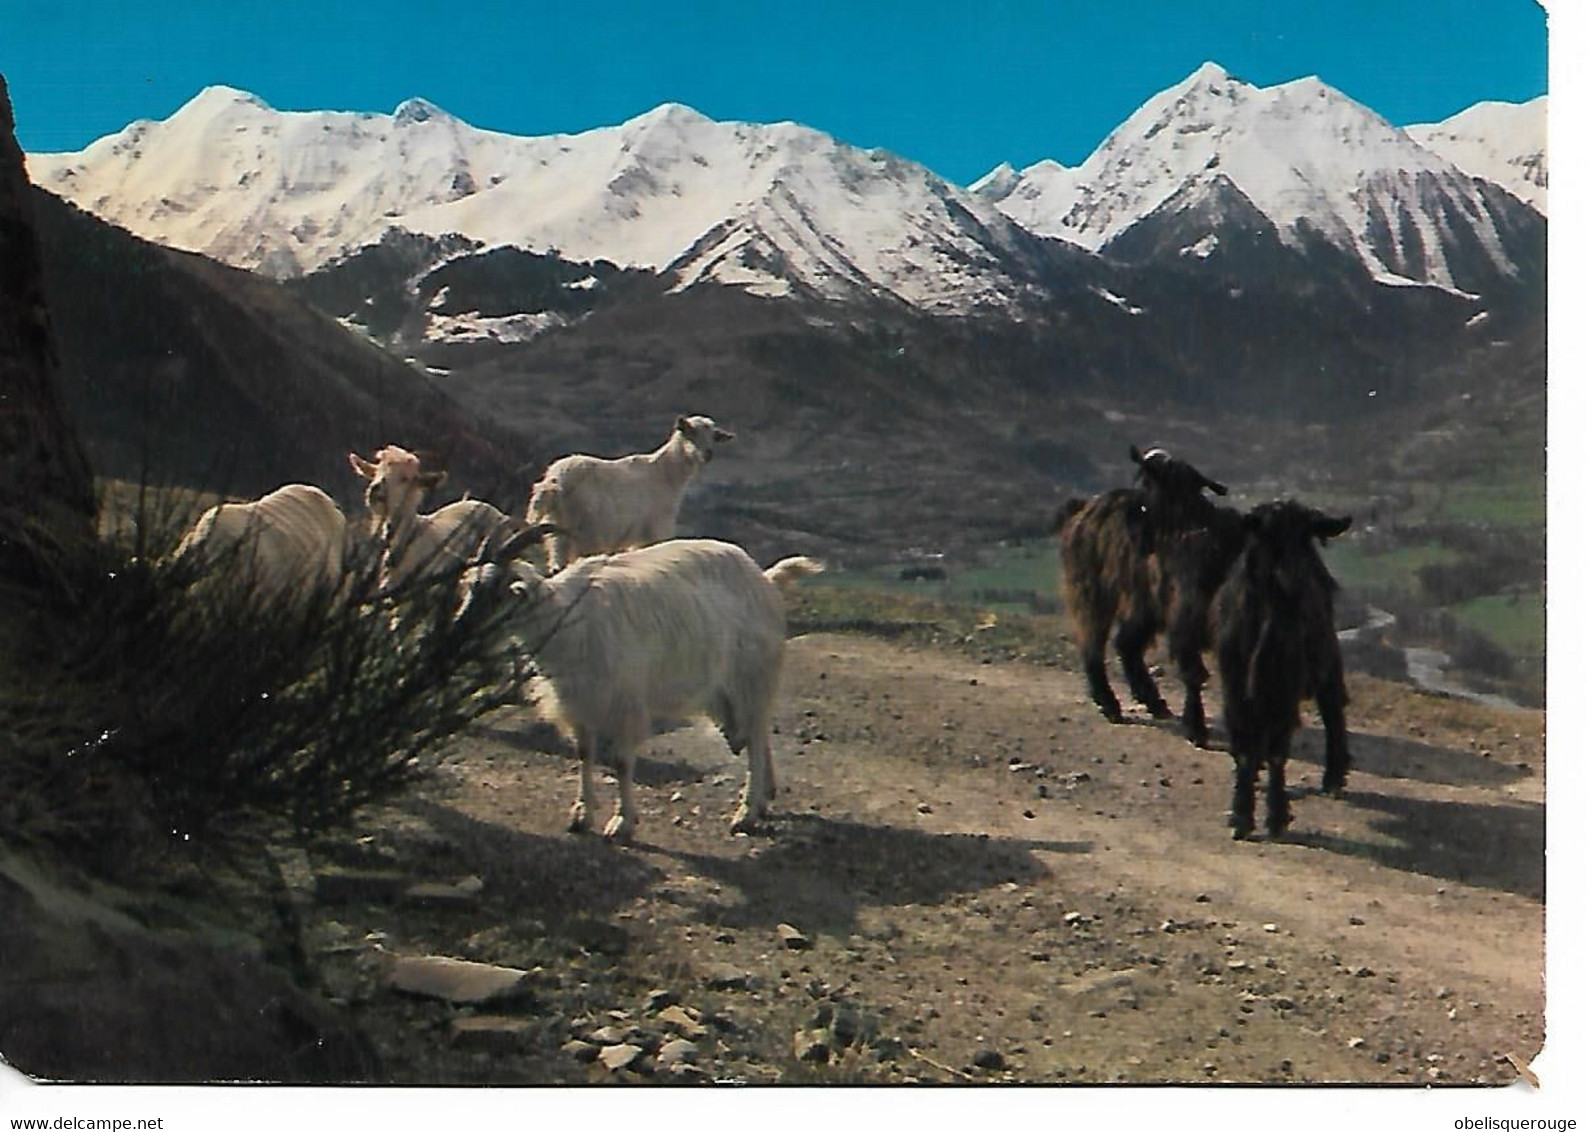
[169,483,347,608]
[348,446,520,593]
[484,537,821,842]
[525,415,734,572]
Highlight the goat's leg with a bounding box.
[1082,649,1123,722]
[1067,588,1124,721]
[1229,753,1258,840]
[1115,617,1171,718]
[603,741,639,843]
[599,707,649,842]
[1265,748,1293,839]
[1170,635,1211,748]
[1316,663,1351,796]
[732,727,776,835]
[544,531,569,574]
[568,728,598,833]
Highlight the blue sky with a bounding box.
[4,0,1549,185]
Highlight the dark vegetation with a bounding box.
[1,492,526,874]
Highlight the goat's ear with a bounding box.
[675,415,691,435]
[1129,444,1145,465]
[1203,475,1229,496]
[418,470,448,490]
[349,452,377,480]
[713,428,735,443]
[1313,513,1352,541]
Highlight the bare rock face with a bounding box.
[0,72,97,583]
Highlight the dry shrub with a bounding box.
[0,494,527,869]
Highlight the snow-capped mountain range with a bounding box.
[27,63,1545,314]
[979,63,1543,297]
[26,87,1049,314]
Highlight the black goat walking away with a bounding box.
[1214,501,1353,840]
[1056,444,1237,743]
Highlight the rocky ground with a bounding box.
[269,630,1544,1088]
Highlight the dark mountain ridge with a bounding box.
[31,190,538,514]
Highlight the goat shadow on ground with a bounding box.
[1178,718,1532,792]
[467,721,720,789]
[1286,788,1543,900]
[1324,729,1532,789]
[397,797,666,929]
[657,812,1091,937]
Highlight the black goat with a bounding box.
[1213,501,1352,839]
[1056,445,1235,738]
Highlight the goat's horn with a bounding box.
[494,523,560,562]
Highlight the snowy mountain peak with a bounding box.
[1407,96,1547,214]
[1178,60,1232,91]
[630,101,714,127]
[392,97,452,126]
[968,161,1019,198]
[183,85,273,114]
[988,62,1536,296]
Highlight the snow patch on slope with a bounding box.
[1406,97,1547,215]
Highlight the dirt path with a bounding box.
[308,631,1544,1085]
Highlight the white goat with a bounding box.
[525,415,734,572]
[348,445,520,594]
[168,483,347,608]
[487,537,821,842]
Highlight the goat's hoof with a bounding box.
[1321,777,1347,797]
[1230,824,1252,841]
[568,805,590,834]
[1147,701,1174,720]
[729,806,763,835]
[602,815,633,843]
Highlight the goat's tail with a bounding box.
[764,556,825,594]
[1052,497,1088,534]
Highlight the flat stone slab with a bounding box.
[597,1043,645,1072]
[657,1038,699,1067]
[704,969,755,991]
[655,1005,708,1039]
[403,876,485,906]
[449,1015,534,1051]
[387,955,532,1004]
[314,867,411,905]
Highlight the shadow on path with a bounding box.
[660,811,1091,936]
